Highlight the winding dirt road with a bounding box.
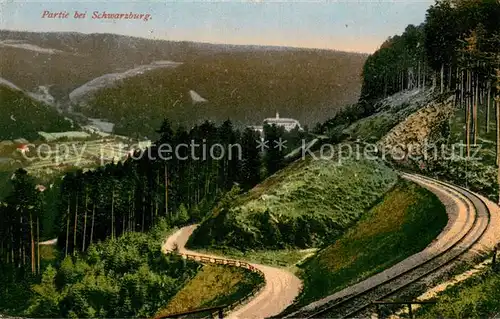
[162,225,302,319]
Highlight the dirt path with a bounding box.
[162,225,302,319]
[38,238,57,245]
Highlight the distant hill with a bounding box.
[0,30,211,101]
[0,30,367,138]
[84,50,366,137]
[0,85,73,140]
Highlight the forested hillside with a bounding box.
[363,0,500,201]
[0,31,366,138]
[0,117,307,267]
[2,1,499,317]
[0,106,305,317]
[0,31,219,100]
[0,115,297,317]
[0,85,73,140]
[360,0,499,103]
[0,216,202,318]
[82,50,365,138]
[317,0,500,199]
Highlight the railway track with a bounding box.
[286,174,490,319]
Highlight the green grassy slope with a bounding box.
[156,265,263,318]
[188,157,398,250]
[289,179,447,310]
[0,86,73,140]
[417,271,500,318]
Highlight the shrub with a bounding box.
[25,222,199,318]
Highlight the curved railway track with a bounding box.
[286,173,491,319]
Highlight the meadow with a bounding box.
[289,179,447,310]
[188,157,399,250]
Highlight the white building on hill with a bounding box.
[249,112,302,134]
[264,112,302,131]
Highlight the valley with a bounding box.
[0,30,366,139]
[1,0,500,318]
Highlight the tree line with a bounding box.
[0,170,43,274]
[361,0,500,150]
[0,86,73,141]
[348,0,500,200]
[17,218,199,318]
[361,0,499,103]
[0,119,309,270]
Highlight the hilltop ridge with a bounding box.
[0,30,366,138]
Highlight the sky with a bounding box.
[0,0,435,53]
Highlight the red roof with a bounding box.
[17,144,29,152]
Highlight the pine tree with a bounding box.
[72,193,78,255]
[264,124,286,176]
[65,199,70,257]
[5,169,38,271]
[82,187,88,251]
[240,128,261,190]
